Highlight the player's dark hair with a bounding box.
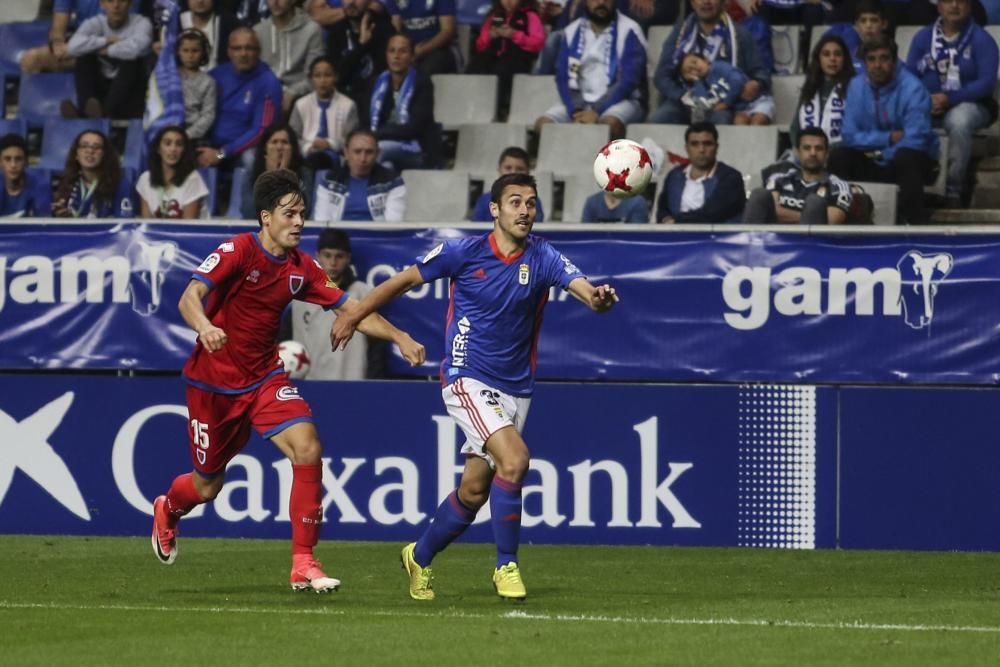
[861,33,897,60]
[490,172,537,205]
[253,169,304,227]
[797,126,830,149]
[0,133,27,156]
[309,54,338,77]
[148,125,197,188]
[318,228,352,253]
[498,146,530,167]
[685,121,718,143]
[855,0,886,20]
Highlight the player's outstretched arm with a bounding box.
[178,279,228,352]
[353,312,427,367]
[330,265,426,350]
[567,277,619,313]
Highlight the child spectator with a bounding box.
[290,56,360,171]
[470,146,546,221]
[175,29,217,141]
[677,52,757,125]
[0,135,52,218]
[581,190,649,222]
[468,0,545,119]
[53,130,135,218]
[136,125,210,218]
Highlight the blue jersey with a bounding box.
[417,233,584,397]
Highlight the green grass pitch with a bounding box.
[1,536,999,666]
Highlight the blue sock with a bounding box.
[413,490,476,567]
[490,475,523,568]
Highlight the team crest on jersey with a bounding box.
[197,252,221,273]
[246,269,260,283]
[289,274,305,295]
[518,263,530,285]
[276,386,302,401]
[422,243,444,264]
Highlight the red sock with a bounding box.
[290,464,323,557]
[165,473,203,525]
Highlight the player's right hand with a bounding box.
[198,326,228,352]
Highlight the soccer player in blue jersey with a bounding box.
[330,172,618,600]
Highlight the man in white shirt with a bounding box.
[656,121,746,223]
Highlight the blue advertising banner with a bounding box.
[1,223,999,384]
[0,376,838,549]
[838,386,1000,552]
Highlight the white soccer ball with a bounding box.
[278,340,311,379]
[593,139,654,198]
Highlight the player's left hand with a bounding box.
[397,335,426,367]
[330,315,358,351]
[591,284,618,312]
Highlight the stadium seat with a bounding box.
[0,1,42,22]
[771,74,805,129]
[453,123,528,180]
[646,24,673,80]
[771,25,802,75]
[536,123,610,180]
[534,170,554,220]
[0,118,28,138]
[401,169,470,221]
[716,126,780,183]
[0,20,48,80]
[197,167,218,218]
[431,74,498,129]
[123,119,145,173]
[561,172,599,222]
[17,73,76,128]
[926,134,948,198]
[507,74,561,128]
[853,181,898,225]
[227,167,248,218]
[625,123,688,179]
[39,118,112,171]
[893,26,921,61]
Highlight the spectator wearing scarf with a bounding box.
[366,34,437,171]
[535,0,647,141]
[906,0,998,206]
[650,0,772,125]
[790,35,855,148]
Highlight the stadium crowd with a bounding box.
[1,0,999,223]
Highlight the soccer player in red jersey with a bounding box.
[151,169,425,592]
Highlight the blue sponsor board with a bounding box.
[0,376,837,548]
[838,387,1000,552]
[1,224,999,385]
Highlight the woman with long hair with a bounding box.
[239,123,309,219]
[136,125,209,219]
[53,130,134,218]
[790,35,855,148]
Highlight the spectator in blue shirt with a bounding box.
[471,147,546,222]
[906,0,998,206]
[388,0,459,74]
[820,0,890,73]
[0,135,52,218]
[197,27,283,170]
[581,190,649,222]
[829,35,939,224]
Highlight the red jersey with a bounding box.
[183,232,348,393]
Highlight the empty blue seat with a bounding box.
[39,118,112,171]
[0,118,28,138]
[18,73,76,128]
[197,167,217,217]
[0,21,49,82]
[227,167,247,219]
[123,119,145,173]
